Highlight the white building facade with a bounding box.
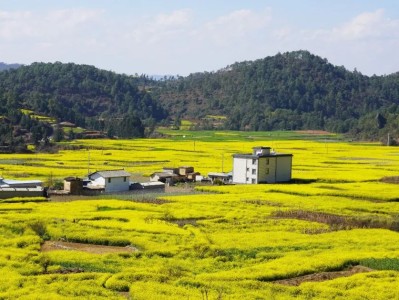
[87,170,131,192]
[233,147,292,184]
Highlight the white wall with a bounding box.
[233,158,249,184]
[90,174,106,187]
[233,157,259,184]
[89,173,129,192]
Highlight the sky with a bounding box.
[1,0,399,76]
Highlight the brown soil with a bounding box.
[296,130,333,135]
[273,265,372,286]
[41,241,138,254]
[381,176,399,184]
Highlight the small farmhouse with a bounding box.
[87,169,131,192]
[150,166,200,184]
[233,146,292,184]
[208,172,233,184]
[0,177,44,198]
[0,177,43,188]
[64,177,83,195]
[150,172,180,184]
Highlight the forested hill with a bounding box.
[1,51,399,149]
[152,50,399,139]
[0,62,167,146]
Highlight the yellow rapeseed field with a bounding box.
[0,132,399,299]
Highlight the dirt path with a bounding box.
[41,241,138,254]
[273,265,372,286]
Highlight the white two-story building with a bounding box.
[232,146,292,184]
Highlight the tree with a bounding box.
[376,113,387,129]
[68,128,76,140]
[116,114,144,138]
[53,125,64,142]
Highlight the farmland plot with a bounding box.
[1,133,399,299]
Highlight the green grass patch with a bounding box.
[360,258,399,271]
[156,129,344,142]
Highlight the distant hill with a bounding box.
[0,62,167,150]
[0,62,22,71]
[151,50,399,140]
[1,52,399,150]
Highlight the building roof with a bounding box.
[141,182,165,187]
[0,186,44,192]
[233,153,293,159]
[150,172,179,178]
[59,121,76,127]
[208,172,233,178]
[88,169,131,178]
[64,177,82,182]
[0,178,43,187]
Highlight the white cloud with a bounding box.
[0,8,103,40]
[195,9,272,45]
[330,9,399,41]
[0,11,35,38]
[272,27,293,40]
[123,9,192,45]
[154,9,192,27]
[265,9,399,75]
[2,6,399,76]
[45,9,103,31]
[207,9,271,32]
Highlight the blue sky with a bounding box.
[1,1,399,76]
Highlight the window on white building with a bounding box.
[252,169,256,175]
[251,179,256,184]
[252,159,256,165]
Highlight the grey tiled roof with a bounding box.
[89,170,131,178]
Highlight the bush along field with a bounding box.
[1,132,399,298]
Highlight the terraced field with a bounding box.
[1,131,399,299]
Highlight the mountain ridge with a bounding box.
[151,50,399,140]
[0,50,399,150]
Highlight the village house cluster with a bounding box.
[150,166,200,184]
[61,170,165,196]
[0,146,293,198]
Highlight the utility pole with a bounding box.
[87,150,90,175]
